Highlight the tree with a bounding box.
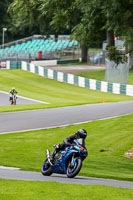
[8,0,71,40]
[9,0,133,66]
[8,0,43,38]
[0,0,40,44]
[9,0,105,62]
[0,0,12,44]
[38,0,105,62]
[38,0,106,61]
[102,0,133,66]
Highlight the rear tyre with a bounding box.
[41,159,52,176]
[66,158,82,178]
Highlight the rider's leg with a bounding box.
[51,142,65,161]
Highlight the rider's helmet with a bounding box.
[12,87,15,91]
[77,129,87,139]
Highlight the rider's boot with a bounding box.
[50,144,60,163]
[50,149,57,163]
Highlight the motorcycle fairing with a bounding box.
[51,148,79,174]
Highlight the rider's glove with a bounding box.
[53,144,60,149]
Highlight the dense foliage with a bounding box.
[1,0,133,63]
[0,0,12,43]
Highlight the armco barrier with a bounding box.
[6,60,133,96]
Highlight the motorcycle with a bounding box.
[41,139,88,178]
[9,94,17,105]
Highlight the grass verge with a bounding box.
[76,69,133,85]
[76,70,105,81]
[0,114,133,181]
[0,70,133,112]
[0,179,133,200]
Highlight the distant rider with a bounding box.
[10,88,18,95]
[9,88,18,103]
[51,128,87,162]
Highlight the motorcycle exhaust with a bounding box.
[46,149,53,166]
[46,149,50,158]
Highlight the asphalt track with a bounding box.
[0,101,133,188]
[0,168,133,189]
[1,101,133,134]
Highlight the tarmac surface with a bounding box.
[0,168,133,189]
[1,101,133,134]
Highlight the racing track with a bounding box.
[0,168,133,189]
[0,101,133,189]
[1,101,133,134]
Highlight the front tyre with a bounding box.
[66,158,82,178]
[41,159,52,176]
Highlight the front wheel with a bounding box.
[66,158,82,178]
[41,159,53,176]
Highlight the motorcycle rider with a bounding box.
[9,88,18,102]
[10,87,18,95]
[50,128,87,162]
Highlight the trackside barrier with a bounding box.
[6,61,21,69]
[31,59,80,66]
[6,61,133,96]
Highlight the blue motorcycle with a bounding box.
[41,139,88,178]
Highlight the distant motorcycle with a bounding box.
[9,94,17,105]
[41,139,88,178]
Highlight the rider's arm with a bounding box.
[63,134,77,145]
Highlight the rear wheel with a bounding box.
[41,159,53,176]
[66,158,82,178]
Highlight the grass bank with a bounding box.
[76,69,133,85]
[76,70,105,81]
[0,114,133,181]
[0,179,133,200]
[0,70,133,112]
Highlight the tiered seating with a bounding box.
[0,39,78,60]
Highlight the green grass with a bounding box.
[76,69,133,85]
[0,179,133,200]
[59,62,88,66]
[128,69,133,85]
[0,69,133,112]
[76,70,105,81]
[0,114,133,181]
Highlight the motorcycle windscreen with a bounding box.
[77,138,85,146]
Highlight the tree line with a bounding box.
[1,0,133,65]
